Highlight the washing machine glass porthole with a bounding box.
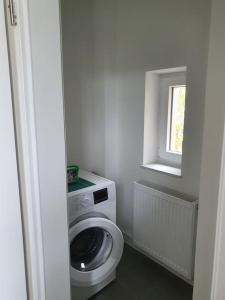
[70,226,113,272]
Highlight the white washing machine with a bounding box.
[68,170,124,300]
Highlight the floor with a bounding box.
[91,244,193,300]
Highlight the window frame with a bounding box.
[166,84,186,155]
[158,72,186,167]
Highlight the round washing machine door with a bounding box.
[69,216,124,287]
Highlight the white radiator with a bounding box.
[133,182,198,281]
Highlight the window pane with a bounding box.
[169,86,186,154]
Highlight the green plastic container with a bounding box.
[67,165,80,184]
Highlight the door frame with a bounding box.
[0,1,27,299]
[23,0,71,298]
[192,0,225,299]
[3,0,71,299]
[4,0,46,299]
[210,124,225,299]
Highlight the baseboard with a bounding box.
[122,231,193,286]
[122,230,133,247]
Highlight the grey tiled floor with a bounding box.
[91,244,193,300]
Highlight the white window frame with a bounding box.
[166,84,186,155]
[158,72,186,166]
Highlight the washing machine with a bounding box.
[68,170,124,300]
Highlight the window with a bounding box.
[157,72,186,166]
[143,67,187,176]
[167,85,186,154]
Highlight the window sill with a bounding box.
[141,163,182,177]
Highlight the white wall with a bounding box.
[27,0,71,299]
[62,0,116,177]
[62,0,211,236]
[62,1,99,172]
[193,0,225,298]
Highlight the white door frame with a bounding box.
[4,0,46,298]
[0,1,27,299]
[210,123,225,299]
[4,0,71,299]
[192,0,225,299]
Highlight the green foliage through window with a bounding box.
[168,86,186,154]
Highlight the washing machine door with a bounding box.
[69,216,124,287]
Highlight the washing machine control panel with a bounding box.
[93,188,108,204]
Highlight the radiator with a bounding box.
[133,181,198,281]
